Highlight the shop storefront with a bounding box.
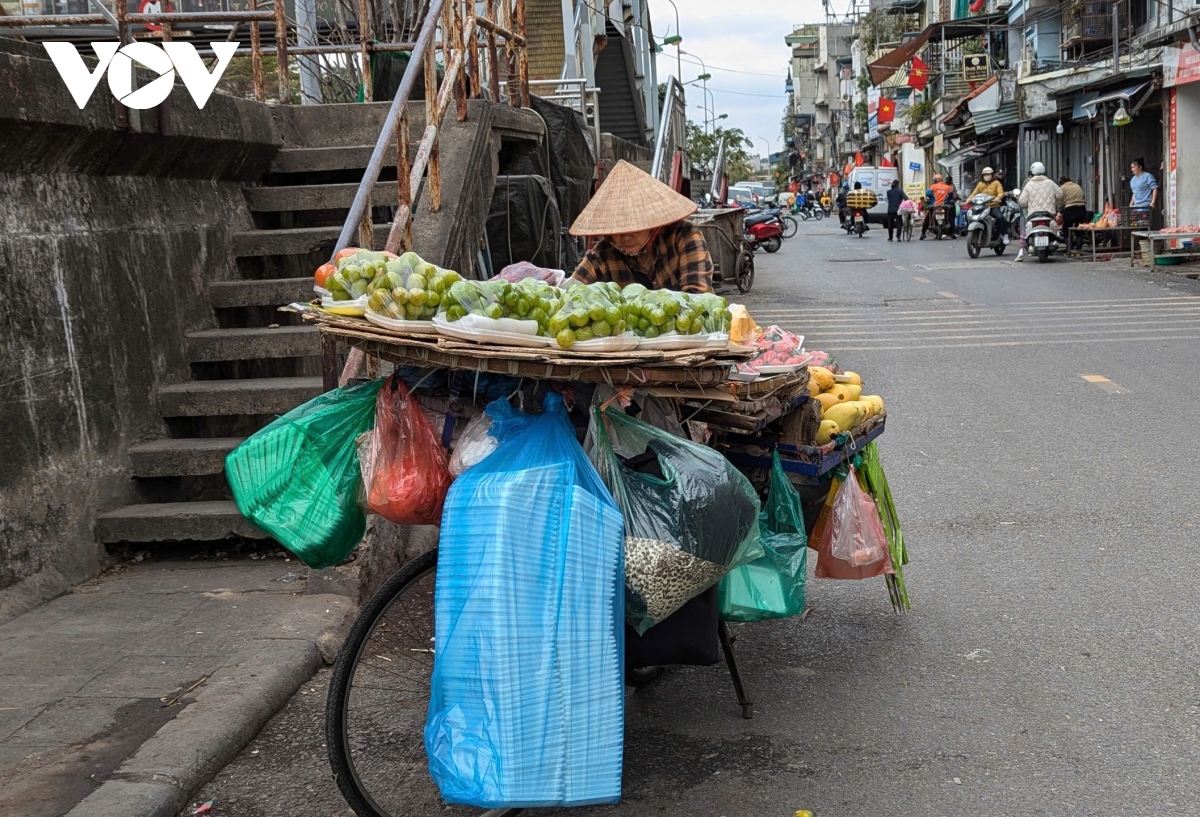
[1163,44,1200,228]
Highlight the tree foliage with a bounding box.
[687,120,755,183]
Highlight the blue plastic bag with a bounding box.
[425,394,625,808]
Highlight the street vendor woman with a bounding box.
[568,160,714,293]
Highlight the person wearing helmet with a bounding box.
[969,167,1010,243]
[920,174,955,239]
[1015,161,1064,261]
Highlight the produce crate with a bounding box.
[1117,207,1152,229]
[718,412,887,477]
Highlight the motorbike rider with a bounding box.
[968,167,1010,244]
[1014,161,1064,262]
[920,174,954,240]
[836,183,850,226]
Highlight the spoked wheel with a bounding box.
[781,216,798,238]
[902,216,913,241]
[735,249,755,292]
[325,548,521,817]
[763,236,782,253]
[967,231,982,259]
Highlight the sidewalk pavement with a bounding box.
[0,556,354,817]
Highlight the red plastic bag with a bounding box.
[813,468,894,580]
[366,376,452,525]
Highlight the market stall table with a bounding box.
[1068,225,1140,261]
[1130,230,1200,267]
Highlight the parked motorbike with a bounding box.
[842,207,869,237]
[1025,210,1061,262]
[929,204,953,240]
[744,214,783,253]
[965,191,1021,258]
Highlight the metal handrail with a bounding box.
[651,74,687,185]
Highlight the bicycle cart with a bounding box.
[308,316,888,817]
[687,208,755,294]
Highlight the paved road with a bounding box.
[187,223,1200,817]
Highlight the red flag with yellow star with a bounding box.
[908,56,930,92]
[879,97,896,124]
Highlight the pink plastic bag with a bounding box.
[829,466,888,566]
[492,261,566,287]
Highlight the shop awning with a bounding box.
[1081,83,1148,109]
[973,100,1019,134]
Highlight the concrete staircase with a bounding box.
[96,99,543,550]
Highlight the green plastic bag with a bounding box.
[226,378,383,569]
[590,406,763,634]
[718,451,808,622]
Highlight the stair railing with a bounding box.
[333,0,530,258]
[650,75,688,191]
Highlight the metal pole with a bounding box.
[296,0,321,103]
[334,0,448,257]
[1112,0,1119,75]
[664,0,681,79]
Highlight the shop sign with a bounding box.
[962,54,990,83]
[1163,44,1200,88]
[894,133,915,144]
[1169,89,1177,226]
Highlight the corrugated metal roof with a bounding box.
[973,100,1019,134]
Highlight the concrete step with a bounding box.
[128,437,245,478]
[208,278,315,309]
[158,376,324,417]
[268,145,396,174]
[232,224,391,258]
[96,501,268,544]
[186,325,320,363]
[244,182,399,212]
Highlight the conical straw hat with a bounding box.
[570,160,698,236]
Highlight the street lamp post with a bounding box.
[682,50,711,132]
[663,0,682,81]
[757,137,773,175]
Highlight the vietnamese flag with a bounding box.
[881,155,894,167]
[854,152,865,167]
[879,97,896,124]
[908,56,930,92]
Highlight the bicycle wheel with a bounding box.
[781,216,798,238]
[735,249,755,292]
[326,548,521,817]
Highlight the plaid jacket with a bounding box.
[571,221,714,293]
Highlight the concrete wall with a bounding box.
[0,41,281,620]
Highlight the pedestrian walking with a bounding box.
[886,179,907,241]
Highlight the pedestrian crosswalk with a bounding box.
[746,296,1200,351]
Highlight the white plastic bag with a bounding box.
[449,413,498,477]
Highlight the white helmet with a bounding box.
[981,166,994,176]
[1030,161,1046,176]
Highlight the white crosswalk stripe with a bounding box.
[744,296,1200,351]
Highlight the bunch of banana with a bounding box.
[806,367,885,445]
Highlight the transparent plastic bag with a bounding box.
[364,251,462,323]
[590,405,763,633]
[494,261,566,287]
[365,375,452,525]
[426,394,624,808]
[718,451,808,622]
[547,281,629,348]
[441,278,561,337]
[448,412,497,477]
[829,466,888,566]
[813,468,895,580]
[225,378,382,569]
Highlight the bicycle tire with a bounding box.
[781,216,798,238]
[326,549,522,817]
[735,249,755,292]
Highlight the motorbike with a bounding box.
[965,191,1021,258]
[796,200,825,222]
[1025,210,1061,262]
[929,204,953,240]
[744,213,783,253]
[842,207,869,237]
